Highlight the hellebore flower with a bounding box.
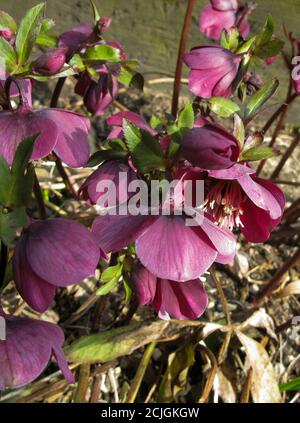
[77,66,119,116]
[92,212,236,282]
[13,218,101,312]
[32,48,66,76]
[0,81,90,166]
[0,309,74,390]
[78,161,138,206]
[206,164,285,242]
[132,266,208,320]
[59,23,94,59]
[107,111,158,140]
[183,46,243,98]
[199,0,250,41]
[181,123,240,170]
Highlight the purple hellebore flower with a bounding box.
[181,123,240,170]
[107,111,158,140]
[132,266,208,320]
[92,212,236,282]
[0,28,15,44]
[199,1,250,41]
[207,164,285,242]
[59,23,94,60]
[183,46,243,98]
[0,308,74,390]
[0,80,90,167]
[32,48,67,76]
[78,161,139,206]
[13,218,101,312]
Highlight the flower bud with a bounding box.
[32,48,66,76]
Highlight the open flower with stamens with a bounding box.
[206,164,285,242]
[132,266,208,320]
[0,308,74,390]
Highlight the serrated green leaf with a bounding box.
[0,11,17,32]
[209,97,240,118]
[240,145,275,161]
[244,79,279,121]
[117,61,144,90]
[84,44,121,62]
[178,103,194,129]
[123,121,165,173]
[255,38,284,59]
[0,207,28,247]
[0,37,17,72]
[15,3,46,65]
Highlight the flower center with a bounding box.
[205,180,245,229]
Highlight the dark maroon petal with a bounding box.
[0,316,73,389]
[238,174,284,220]
[26,219,100,286]
[132,266,157,305]
[59,23,94,58]
[136,216,218,282]
[45,109,90,167]
[0,110,58,165]
[33,48,66,76]
[91,214,154,253]
[84,69,119,116]
[181,124,240,170]
[107,111,157,137]
[156,278,208,320]
[13,236,56,312]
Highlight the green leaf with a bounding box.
[0,37,17,72]
[35,18,57,48]
[150,116,166,130]
[208,97,240,118]
[240,145,275,161]
[233,114,245,148]
[178,103,194,129]
[97,263,123,296]
[254,16,284,59]
[256,15,275,47]
[255,38,284,59]
[90,0,101,23]
[279,376,300,392]
[244,79,279,121]
[117,61,144,90]
[86,149,127,167]
[66,320,191,364]
[11,135,37,174]
[0,156,11,205]
[0,11,17,32]
[236,36,256,54]
[123,121,165,174]
[123,279,133,304]
[84,45,121,62]
[220,28,239,52]
[0,207,28,247]
[158,344,195,402]
[15,3,46,65]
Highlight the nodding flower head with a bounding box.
[32,48,66,76]
[183,46,243,98]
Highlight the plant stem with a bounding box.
[0,241,8,290]
[271,132,300,180]
[126,341,157,403]
[171,0,196,117]
[253,247,300,307]
[284,197,300,220]
[73,363,91,403]
[257,91,297,176]
[50,77,77,198]
[210,267,231,326]
[33,172,47,220]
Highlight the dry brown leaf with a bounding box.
[215,369,236,403]
[235,330,281,403]
[239,308,277,340]
[277,280,300,298]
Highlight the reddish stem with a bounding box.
[253,247,300,307]
[270,132,300,180]
[171,0,196,117]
